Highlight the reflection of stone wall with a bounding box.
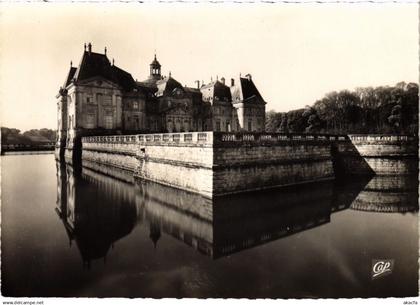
[56,161,382,262]
[138,180,213,221]
[140,178,335,259]
[350,175,418,213]
[145,197,214,257]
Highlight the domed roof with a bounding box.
[150,54,161,68]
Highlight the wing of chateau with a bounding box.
[56,43,266,153]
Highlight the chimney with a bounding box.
[245,73,252,81]
[231,78,235,86]
[104,46,107,55]
[221,77,225,85]
[195,80,200,89]
[88,42,92,54]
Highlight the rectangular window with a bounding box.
[216,120,221,131]
[226,121,231,132]
[104,116,113,129]
[133,101,139,109]
[85,114,95,129]
[102,95,112,106]
[96,93,102,104]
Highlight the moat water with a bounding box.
[1,154,418,298]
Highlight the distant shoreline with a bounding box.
[1,147,54,155]
[2,151,54,156]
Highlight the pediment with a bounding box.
[78,77,121,90]
[166,105,189,115]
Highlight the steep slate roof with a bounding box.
[138,78,159,90]
[111,65,137,91]
[71,51,137,91]
[63,67,77,88]
[231,76,265,104]
[184,86,202,96]
[200,80,232,103]
[136,81,158,95]
[156,76,183,97]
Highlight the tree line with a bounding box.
[1,127,56,145]
[266,82,418,135]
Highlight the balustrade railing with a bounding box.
[81,132,416,146]
[215,133,348,143]
[82,132,214,144]
[348,134,417,142]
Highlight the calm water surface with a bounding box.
[1,154,418,298]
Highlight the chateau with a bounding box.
[56,43,266,157]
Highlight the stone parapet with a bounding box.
[78,132,418,197]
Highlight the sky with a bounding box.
[0,3,418,131]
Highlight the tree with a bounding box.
[266,81,418,135]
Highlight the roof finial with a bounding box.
[239,72,242,77]
[84,43,87,51]
[169,71,171,77]
[154,49,157,60]
[216,75,218,81]
[104,46,107,55]
[70,60,72,67]
[211,76,213,82]
[88,42,92,54]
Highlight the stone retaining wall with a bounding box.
[80,132,418,197]
[335,134,418,175]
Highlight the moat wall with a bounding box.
[76,132,418,197]
[335,134,418,176]
[211,133,337,195]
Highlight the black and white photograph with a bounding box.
[0,2,418,303]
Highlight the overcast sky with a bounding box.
[0,3,417,131]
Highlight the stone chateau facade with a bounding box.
[56,43,266,156]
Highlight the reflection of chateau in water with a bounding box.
[55,163,138,268]
[55,162,418,263]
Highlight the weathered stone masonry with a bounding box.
[81,132,418,197]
